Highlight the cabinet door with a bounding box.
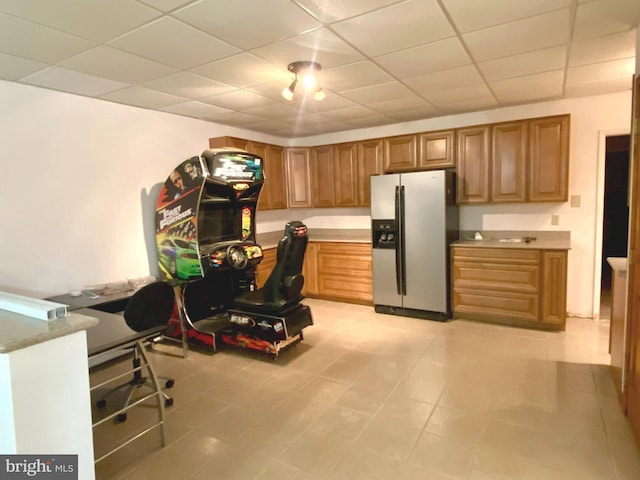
[383,134,417,172]
[285,148,313,208]
[256,248,277,288]
[208,136,249,150]
[333,142,359,207]
[302,242,319,296]
[418,130,455,169]
[456,126,490,203]
[357,138,383,206]
[540,250,567,326]
[258,144,286,210]
[528,115,570,202]
[312,146,335,207]
[491,121,527,203]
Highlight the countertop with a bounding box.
[0,309,98,354]
[607,257,628,273]
[451,230,571,250]
[257,228,370,248]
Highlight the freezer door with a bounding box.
[371,174,403,307]
[401,170,448,313]
[370,174,399,220]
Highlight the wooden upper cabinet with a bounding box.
[383,134,417,172]
[528,115,570,202]
[357,138,383,206]
[312,145,335,208]
[285,147,313,208]
[456,125,490,204]
[260,144,287,210]
[333,142,359,207]
[491,121,527,203]
[418,130,455,169]
[208,136,249,150]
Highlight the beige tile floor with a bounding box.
[92,298,640,480]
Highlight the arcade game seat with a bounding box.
[225,221,314,357]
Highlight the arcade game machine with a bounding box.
[154,148,312,357]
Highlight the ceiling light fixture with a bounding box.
[281,61,325,101]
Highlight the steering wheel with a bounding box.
[226,244,248,270]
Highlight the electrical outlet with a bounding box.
[570,195,581,208]
[551,215,559,225]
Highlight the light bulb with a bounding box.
[281,80,296,101]
[313,88,326,101]
[301,72,317,90]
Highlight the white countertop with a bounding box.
[0,309,98,354]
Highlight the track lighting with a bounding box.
[281,61,325,101]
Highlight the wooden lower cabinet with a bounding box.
[256,242,372,304]
[255,248,277,289]
[451,246,567,329]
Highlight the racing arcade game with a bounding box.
[154,148,312,357]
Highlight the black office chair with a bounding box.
[233,221,308,314]
[96,281,176,422]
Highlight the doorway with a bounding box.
[600,134,630,319]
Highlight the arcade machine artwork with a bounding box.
[154,149,313,357]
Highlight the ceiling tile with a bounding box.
[137,0,195,12]
[403,65,484,95]
[0,12,94,63]
[99,86,188,109]
[245,80,294,102]
[490,70,564,103]
[141,72,235,99]
[191,53,288,89]
[423,83,496,108]
[566,57,636,84]
[203,111,284,127]
[340,81,415,104]
[243,103,305,120]
[345,114,394,128]
[441,0,570,33]
[174,0,320,50]
[160,100,232,118]
[374,37,471,78]
[477,46,567,82]
[292,0,399,23]
[321,105,380,121]
[293,93,358,112]
[0,0,161,42]
[59,46,178,84]
[569,30,636,66]
[368,96,439,116]
[251,28,364,70]
[463,9,570,62]
[387,106,442,122]
[200,90,276,111]
[321,61,394,92]
[564,76,632,98]
[0,52,47,80]
[331,0,454,57]
[21,67,128,96]
[108,17,240,70]
[573,0,640,40]
[437,97,498,114]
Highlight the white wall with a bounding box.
[0,80,634,317]
[0,80,285,298]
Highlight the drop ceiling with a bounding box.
[0,0,638,138]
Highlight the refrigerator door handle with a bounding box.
[394,185,402,295]
[399,185,407,295]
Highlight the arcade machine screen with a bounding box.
[197,203,242,246]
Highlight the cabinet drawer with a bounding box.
[318,276,372,301]
[453,288,538,322]
[453,262,539,293]
[452,247,539,265]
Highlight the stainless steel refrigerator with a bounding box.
[371,170,458,320]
